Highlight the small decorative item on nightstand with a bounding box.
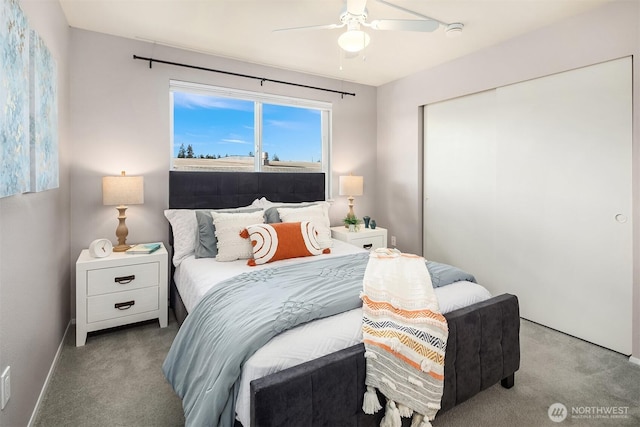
[126,242,162,254]
[88,238,113,258]
[370,219,377,229]
[363,216,371,228]
[343,215,361,232]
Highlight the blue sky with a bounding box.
[173,92,322,162]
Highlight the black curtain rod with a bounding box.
[133,55,356,98]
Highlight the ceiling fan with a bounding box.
[273,0,464,53]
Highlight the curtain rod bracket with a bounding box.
[133,55,356,98]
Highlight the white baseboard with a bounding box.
[629,356,640,366]
[27,321,71,427]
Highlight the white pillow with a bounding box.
[277,203,332,249]
[212,210,265,261]
[251,197,272,208]
[164,209,197,267]
[164,204,258,266]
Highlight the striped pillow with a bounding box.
[241,221,330,266]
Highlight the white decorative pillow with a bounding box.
[211,210,265,261]
[164,204,258,266]
[164,209,197,267]
[242,221,330,266]
[251,197,271,208]
[277,203,332,249]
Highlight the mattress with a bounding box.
[173,239,492,427]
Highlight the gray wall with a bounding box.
[3,2,639,425]
[68,29,378,316]
[376,0,640,358]
[0,1,71,426]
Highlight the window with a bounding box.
[170,81,331,173]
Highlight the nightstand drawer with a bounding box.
[87,287,159,323]
[348,235,385,250]
[86,262,159,296]
[331,226,387,251]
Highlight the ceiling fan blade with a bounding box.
[370,19,439,32]
[347,0,368,15]
[273,23,344,33]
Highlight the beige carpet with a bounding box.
[33,314,184,427]
[34,312,639,427]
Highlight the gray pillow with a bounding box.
[426,260,477,288]
[195,207,262,258]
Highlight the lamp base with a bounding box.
[114,206,131,252]
[347,196,355,219]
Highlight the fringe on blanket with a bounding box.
[361,249,448,426]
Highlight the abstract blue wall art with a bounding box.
[0,0,30,198]
[30,28,58,192]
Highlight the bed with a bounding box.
[164,171,520,427]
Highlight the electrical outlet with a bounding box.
[1,366,10,410]
[391,235,397,247]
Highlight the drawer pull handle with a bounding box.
[115,301,135,310]
[363,244,373,250]
[114,275,135,284]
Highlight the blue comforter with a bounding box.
[163,253,476,427]
[163,252,370,427]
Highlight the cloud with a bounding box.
[264,119,300,130]
[174,92,252,111]
[221,138,250,145]
[185,132,209,138]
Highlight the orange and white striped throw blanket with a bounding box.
[362,249,448,427]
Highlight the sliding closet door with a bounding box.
[424,90,498,285]
[424,57,632,354]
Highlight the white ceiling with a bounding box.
[58,0,613,87]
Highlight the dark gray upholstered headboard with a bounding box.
[169,171,326,209]
[167,171,326,324]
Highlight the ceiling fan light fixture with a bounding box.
[338,29,370,53]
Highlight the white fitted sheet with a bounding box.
[173,240,492,427]
[174,239,365,312]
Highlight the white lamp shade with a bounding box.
[338,30,370,53]
[339,175,363,196]
[102,172,144,206]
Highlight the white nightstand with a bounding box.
[331,226,387,251]
[75,243,168,346]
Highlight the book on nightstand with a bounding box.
[125,243,162,254]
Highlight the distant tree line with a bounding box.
[176,144,298,163]
[176,143,257,159]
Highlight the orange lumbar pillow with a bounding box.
[241,221,330,266]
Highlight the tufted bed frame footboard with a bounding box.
[248,294,520,427]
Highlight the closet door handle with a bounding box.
[114,275,135,284]
[615,214,628,223]
[114,301,135,310]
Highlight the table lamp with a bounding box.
[102,171,144,252]
[339,174,363,219]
